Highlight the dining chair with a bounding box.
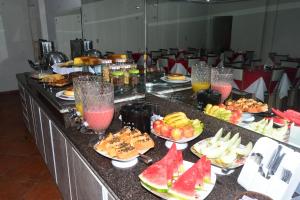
[223,50,233,63]
[273,54,289,64]
[159,49,168,56]
[207,56,218,66]
[244,51,255,65]
[280,61,299,68]
[188,58,200,68]
[126,51,133,60]
[167,54,176,60]
[157,58,168,70]
[169,48,179,55]
[150,51,162,62]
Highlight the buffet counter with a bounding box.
[16,73,299,200]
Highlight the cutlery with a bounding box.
[266,145,282,178]
[281,168,292,184]
[139,153,153,164]
[268,153,285,177]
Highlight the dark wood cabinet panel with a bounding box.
[51,123,71,200]
[31,100,46,162]
[40,109,56,181]
[23,91,34,136]
[70,149,103,200]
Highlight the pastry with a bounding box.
[63,87,74,97]
[94,128,154,160]
[167,73,186,81]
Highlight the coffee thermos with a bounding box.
[70,39,93,59]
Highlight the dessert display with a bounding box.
[94,128,154,160]
[167,73,186,81]
[139,144,216,200]
[225,98,268,113]
[152,112,204,141]
[73,56,101,66]
[204,104,242,124]
[191,128,253,168]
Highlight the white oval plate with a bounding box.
[141,160,217,200]
[160,76,191,83]
[55,90,75,101]
[191,137,248,169]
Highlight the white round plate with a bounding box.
[241,113,255,122]
[55,90,75,101]
[141,160,217,200]
[111,158,138,168]
[165,140,188,150]
[93,141,152,168]
[160,76,191,83]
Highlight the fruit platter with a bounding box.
[225,98,268,113]
[139,144,216,200]
[94,128,155,168]
[151,112,204,149]
[191,128,253,169]
[246,118,289,142]
[204,104,242,124]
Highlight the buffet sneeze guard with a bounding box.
[238,137,300,200]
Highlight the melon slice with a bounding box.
[169,163,200,200]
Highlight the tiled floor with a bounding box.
[0,92,62,200]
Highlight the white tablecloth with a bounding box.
[244,77,267,101]
[276,73,292,99]
[170,63,189,75]
[137,55,152,66]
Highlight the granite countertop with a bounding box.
[16,73,300,200]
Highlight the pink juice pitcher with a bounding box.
[82,78,114,136]
[211,67,233,102]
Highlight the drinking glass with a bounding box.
[82,79,114,136]
[211,67,233,102]
[191,62,211,93]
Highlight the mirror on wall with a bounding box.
[81,0,146,55]
[54,9,82,58]
[146,0,300,63]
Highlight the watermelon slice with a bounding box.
[139,160,168,192]
[160,143,183,182]
[139,143,183,191]
[169,163,200,200]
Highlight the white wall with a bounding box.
[272,4,300,57]
[44,0,81,47]
[55,13,82,58]
[82,0,145,54]
[208,0,300,60]
[0,0,34,92]
[208,0,267,57]
[147,1,208,51]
